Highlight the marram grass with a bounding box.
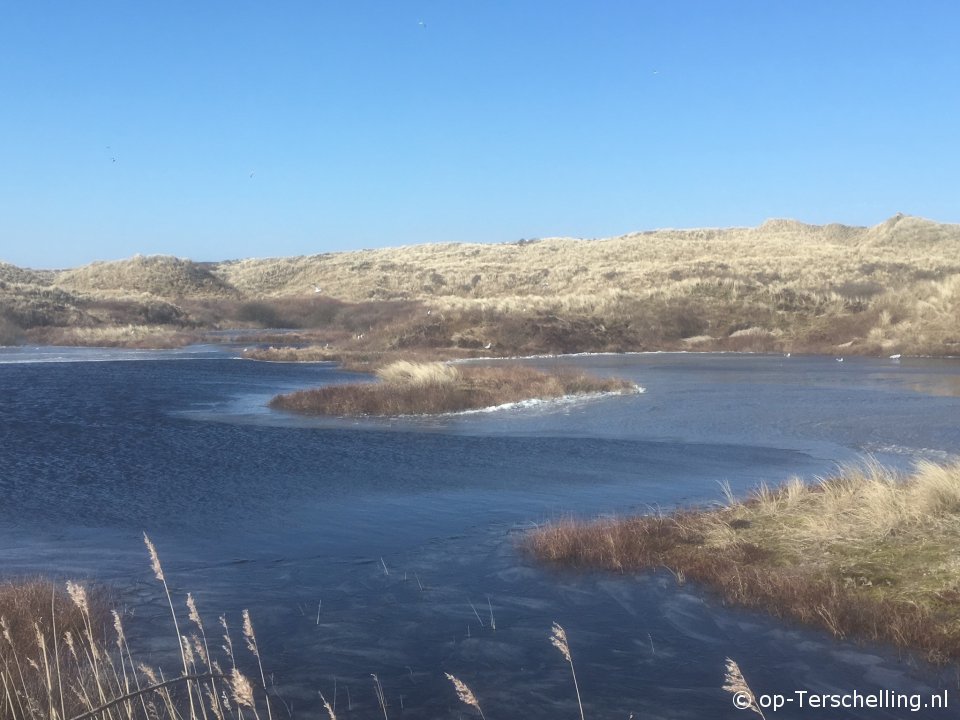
[527,460,960,663]
[3,215,960,356]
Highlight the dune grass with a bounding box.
[2,215,959,354]
[269,361,637,416]
[526,460,960,663]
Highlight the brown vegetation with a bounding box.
[2,215,959,355]
[269,361,637,416]
[0,579,111,719]
[526,461,960,663]
[0,536,276,720]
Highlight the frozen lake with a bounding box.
[2,347,958,718]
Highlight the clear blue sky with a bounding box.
[1,1,958,268]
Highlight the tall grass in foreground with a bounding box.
[269,361,638,416]
[1,536,770,719]
[0,535,270,720]
[526,460,960,662]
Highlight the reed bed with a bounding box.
[269,361,637,416]
[526,460,960,662]
[0,536,271,720]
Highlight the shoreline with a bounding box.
[526,460,960,663]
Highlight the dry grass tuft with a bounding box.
[526,461,960,663]
[376,360,462,387]
[269,363,637,416]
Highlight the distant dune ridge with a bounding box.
[1,214,958,355]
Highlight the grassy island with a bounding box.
[527,460,960,662]
[269,360,638,416]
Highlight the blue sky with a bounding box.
[1,1,958,268]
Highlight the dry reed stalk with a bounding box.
[722,658,766,719]
[550,622,584,720]
[231,667,259,718]
[241,609,273,720]
[319,691,337,720]
[187,593,225,720]
[113,609,152,720]
[445,673,486,719]
[144,533,199,720]
[371,673,388,720]
[49,586,66,720]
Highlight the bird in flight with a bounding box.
[418,19,426,29]
[313,285,322,294]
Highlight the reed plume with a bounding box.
[722,658,766,719]
[319,691,337,720]
[143,533,198,720]
[445,673,486,719]
[231,668,258,715]
[549,622,584,720]
[241,609,273,720]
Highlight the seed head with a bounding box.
[138,664,159,686]
[112,610,126,648]
[241,609,259,657]
[550,622,572,663]
[186,593,203,628]
[319,692,337,720]
[723,658,765,718]
[143,533,165,582]
[231,668,256,708]
[65,581,89,614]
[445,673,481,711]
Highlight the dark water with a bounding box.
[2,347,959,718]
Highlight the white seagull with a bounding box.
[312,285,322,294]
